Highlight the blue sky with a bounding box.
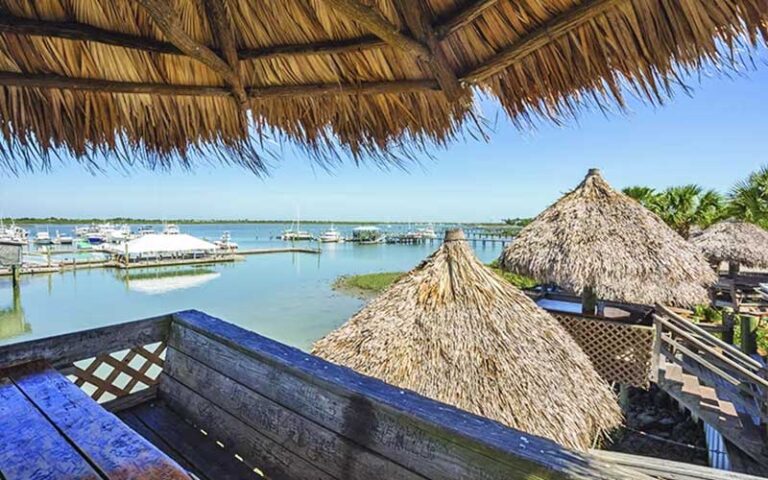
[0,62,766,223]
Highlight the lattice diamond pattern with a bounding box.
[64,342,166,403]
[554,313,654,387]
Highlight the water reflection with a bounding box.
[116,267,221,296]
[0,285,30,340]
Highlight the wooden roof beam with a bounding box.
[323,0,466,100]
[134,0,247,105]
[462,0,621,83]
[436,0,501,38]
[392,0,466,101]
[0,71,439,98]
[202,0,248,117]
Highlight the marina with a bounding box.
[0,0,765,478]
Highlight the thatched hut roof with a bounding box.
[0,0,765,172]
[498,169,717,307]
[312,228,621,451]
[691,220,768,269]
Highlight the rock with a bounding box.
[637,412,659,428]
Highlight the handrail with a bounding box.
[656,304,764,370]
[654,314,768,390]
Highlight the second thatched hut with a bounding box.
[313,229,621,451]
[498,169,717,312]
[691,219,768,277]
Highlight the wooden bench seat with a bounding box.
[119,401,260,480]
[0,361,191,480]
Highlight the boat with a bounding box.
[163,224,181,235]
[418,224,438,240]
[33,230,52,245]
[352,226,385,244]
[318,226,343,243]
[52,230,74,245]
[137,225,156,236]
[87,232,107,245]
[281,208,313,241]
[0,220,28,243]
[105,224,131,243]
[214,231,239,251]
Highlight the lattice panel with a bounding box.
[62,341,166,403]
[553,313,654,388]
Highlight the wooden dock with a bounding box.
[0,247,320,277]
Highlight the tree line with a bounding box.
[623,166,768,239]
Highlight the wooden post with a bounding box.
[11,264,20,291]
[741,314,758,355]
[581,286,597,316]
[728,261,740,278]
[722,310,735,345]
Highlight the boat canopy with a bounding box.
[113,234,217,255]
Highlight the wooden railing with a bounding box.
[652,304,768,424]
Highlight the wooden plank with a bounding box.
[0,376,101,480]
[103,385,158,413]
[0,315,170,370]
[170,310,648,480]
[160,374,333,480]
[119,410,201,476]
[591,449,768,480]
[128,402,258,480]
[10,364,191,480]
[163,347,424,480]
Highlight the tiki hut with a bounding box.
[691,219,768,277]
[312,229,622,451]
[498,169,717,312]
[0,1,765,172]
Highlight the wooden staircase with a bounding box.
[653,306,768,471]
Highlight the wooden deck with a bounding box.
[0,310,657,480]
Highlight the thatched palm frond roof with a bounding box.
[0,0,765,172]
[498,169,717,307]
[312,229,621,451]
[691,220,768,268]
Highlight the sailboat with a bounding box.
[281,208,312,241]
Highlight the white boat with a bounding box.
[34,230,52,245]
[318,226,343,243]
[53,230,74,245]
[137,225,156,236]
[418,225,438,240]
[0,222,28,243]
[352,226,385,244]
[163,224,181,235]
[105,224,131,243]
[281,208,313,241]
[214,231,239,251]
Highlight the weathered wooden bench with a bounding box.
[0,310,651,479]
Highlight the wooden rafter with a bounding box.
[0,15,387,60]
[322,0,431,59]
[0,71,439,98]
[462,0,621,83]
[135,0,246,104]
[392,0,466,101]
[436,0,501,38]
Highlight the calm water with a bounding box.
[0,223,504,350]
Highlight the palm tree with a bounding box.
[728,166,768,228]
[622,186,657,208]
[651,185,724,239]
